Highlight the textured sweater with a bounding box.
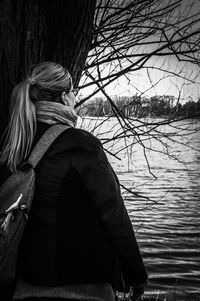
[0,122,148,295]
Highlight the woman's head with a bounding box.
[0,62,74,172]
[28,62,72,103]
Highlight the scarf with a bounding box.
[35,101,78,127]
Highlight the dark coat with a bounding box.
[0,122,147,289]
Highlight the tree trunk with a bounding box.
[0,0,96,136]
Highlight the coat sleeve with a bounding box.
[72,132,148,287]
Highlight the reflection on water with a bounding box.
[79,117,200,299]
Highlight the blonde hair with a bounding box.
[0,62,72,172]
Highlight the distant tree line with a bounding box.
[77,95,200,118]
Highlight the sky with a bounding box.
[80,54,200,103]
[104,57,200,101]
[80,0,200,103]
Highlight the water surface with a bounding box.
[79,117,200,299]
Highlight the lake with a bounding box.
[78,117,200,300]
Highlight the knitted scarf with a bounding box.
[35,101,78,127]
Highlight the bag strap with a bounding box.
[27,124,70,168]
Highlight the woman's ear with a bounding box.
[61,92,68,105]
[61,91,75,108]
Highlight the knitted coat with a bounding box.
[0,122,148,290]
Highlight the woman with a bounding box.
[0,62,148,301]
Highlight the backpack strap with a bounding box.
[27,124,70,168]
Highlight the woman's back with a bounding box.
[19,123,120,287]
[0,62,148,300]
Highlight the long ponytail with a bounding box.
[0,80,36,172]
[0,61,72,172]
